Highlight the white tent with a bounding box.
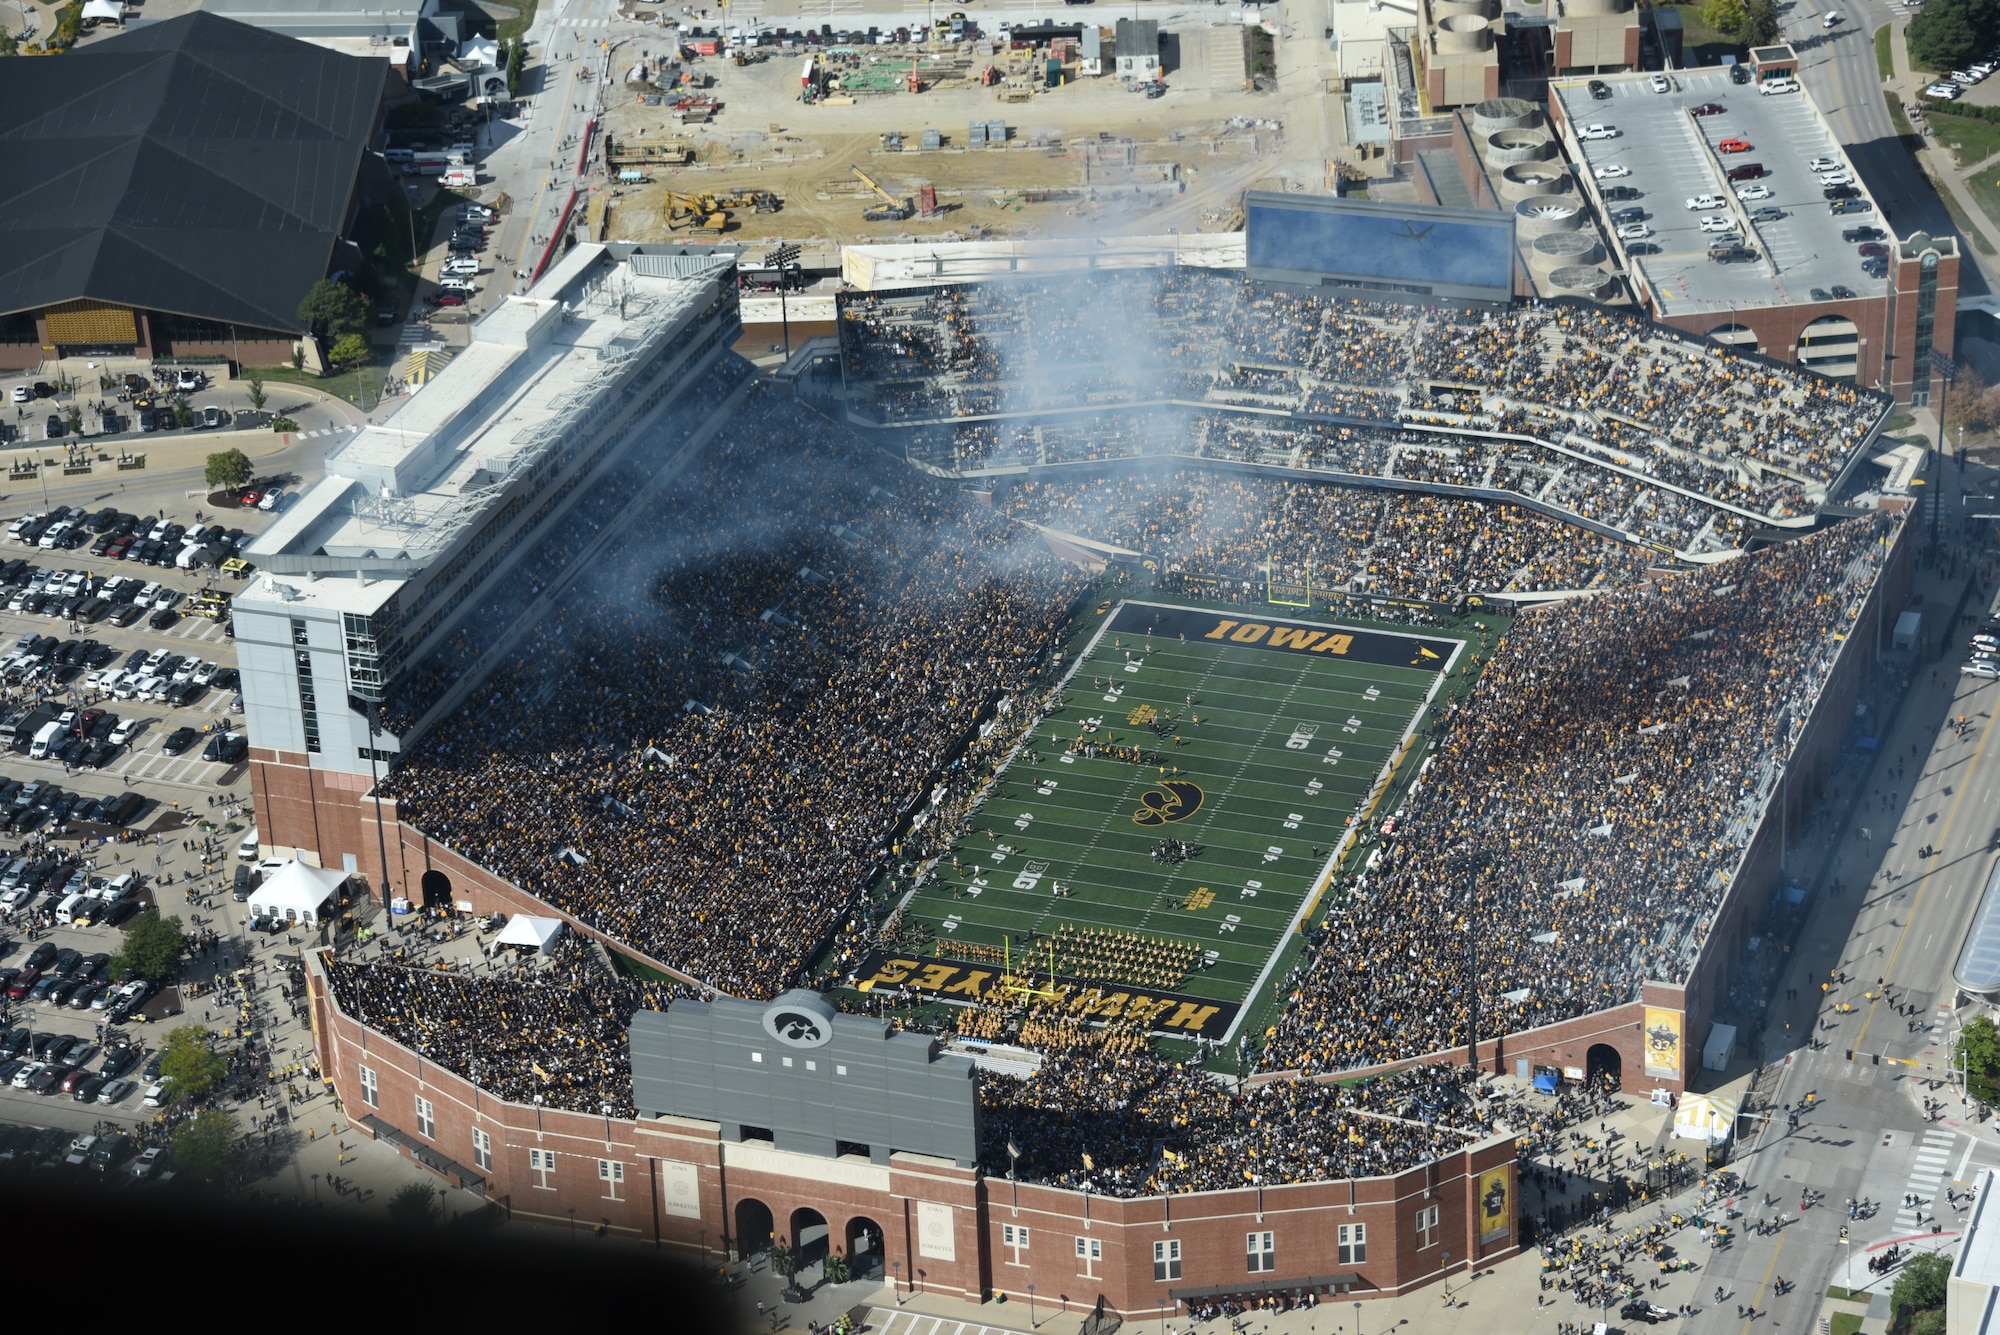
[493,914,565,956]
[81,0,124,22]
[1673,1092,1741,1145]
[458,35,500,68]
[246,860,347,928]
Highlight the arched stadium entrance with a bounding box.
[846,1216,884,1279]
[420,868,452,909]
[735,1198,774,1261]
[791,1207,830,1287]
[1586,1043,1622,1088]
[1707,322,1757,351]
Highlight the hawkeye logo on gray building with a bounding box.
[761,991,836,1048]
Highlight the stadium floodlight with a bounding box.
[763,245,803,359]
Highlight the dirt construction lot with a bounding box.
[597,24,1306,246]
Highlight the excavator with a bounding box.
[851,165,914,222]
[664,190,731,234]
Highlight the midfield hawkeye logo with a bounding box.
[1134,779,1203,826]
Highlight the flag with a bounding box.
[1082,1153,1094,1170]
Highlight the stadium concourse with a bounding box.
[837,271,1892,559]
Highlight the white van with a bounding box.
[28,719,64,759]
[102,873,136,901]
[142,1082,169,1108]
[237,827,260,860]
[54,891,86,925]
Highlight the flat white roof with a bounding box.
[1959,1169,2000,1286]
[239,245,722,614]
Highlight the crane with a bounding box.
[850,165,914,222]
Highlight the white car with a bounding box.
[1686,194,1726,210]
[1819,171,1853,186]
[1736,184,1772,200]
[1928,82,1964,98]
[439,276,476,294]
[1650,74,1671,92]
[108,718,137,745]
[1953,70,1979,85]
[1760,78,1799,95]
[1807,156,1841,172]
[258,489,283,512]
[1594,164,1631,179]
[1821,9,1841,25]
[175,370,201,392]
[1699,215,1737,232]
[152,588,180,610]
[1616,222,1651,240]
[7,386,27,404]
[442,259,479,276]
[1964,661,2000,679]
[1580,123,1618,139]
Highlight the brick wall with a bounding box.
[307,952,1518,1318]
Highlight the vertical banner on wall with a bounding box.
[1477,1165,1511,1244]
[1643,1008,1684,1081]
[917,1201,956,1261]
[659,1159,701,1219]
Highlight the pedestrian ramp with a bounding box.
[864,1309,1036,1335]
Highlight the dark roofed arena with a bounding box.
[0,10,386,368]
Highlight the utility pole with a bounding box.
[763,244,801,358]
[1932,348,1955,555]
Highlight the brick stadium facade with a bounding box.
[304,950,1521,1316]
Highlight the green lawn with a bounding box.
[1876,24,1895,81]
[1953,164,2000,253]
[1930,110,2000,168]
[872,601,1463,1044]
[1829,1313,1863,1335]
[246,353,400,412]
[1661,2,1747,64]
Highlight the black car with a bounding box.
[50,947,80,976]
[100,899,139,929]
[1729,62,1752,83]
[203,733,248,765]
[1862,256,1889,278]
[1587,78,1612,99]
[108,604,145,628]
[232,865,256,900]
[1725,162,1767,181]
[148,607,178,630]
[160,726,199,756]
[1824,183,1860,200]
[1709,244,1758,264]
[1842,225,1885,242]
[1831,284,1857,299]
[44,415,63,439]
[1602,185,1641,201]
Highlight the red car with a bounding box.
[1692,102,1726,116]
[6,967,39,1000]
[1858,242,1889,257]
[105,535,132,559]
[238,489,263,508]
[433,293,466,307]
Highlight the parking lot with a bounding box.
[1557,67,1887,317]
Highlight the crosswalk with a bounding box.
[1895,1127,1958,1233]
[294,424,359,440]
[862,1310,1033,1335]
[557,14,612,26]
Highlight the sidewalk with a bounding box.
[1885,19,2000,275]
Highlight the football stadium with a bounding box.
[273,221,1915,1323]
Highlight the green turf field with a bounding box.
[894,600,1465,1042]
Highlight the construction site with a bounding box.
[590,17,1316,248]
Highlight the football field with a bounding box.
[891,601,1465,1043]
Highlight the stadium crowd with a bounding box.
[1260,512,1896,1072]
[380,388,1091,997]
[997,469,1657,600]
[318,947,684,1116]
[841,271,1888,548]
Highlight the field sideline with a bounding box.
[891,600,1467,1043]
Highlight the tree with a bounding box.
[506,37,526,98]
[271,415,299,433]
[0,30,17,56]
[246,373,266,412]
[1908,0,1990,72]
[173,400,193,429]
[172,1108,238,1185]
[387,1181,442,1226]
[157,1024,227,1104]
[328,332,370,368]
[1740,0,1780,45]
[1961,1014,2000,1102]
[110,907,186,982]
[296,279,370,343]
[1700,0,1748,36]
[62,405,81,434]
[205,448,254,492]
[1894,1251,1953,1318]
